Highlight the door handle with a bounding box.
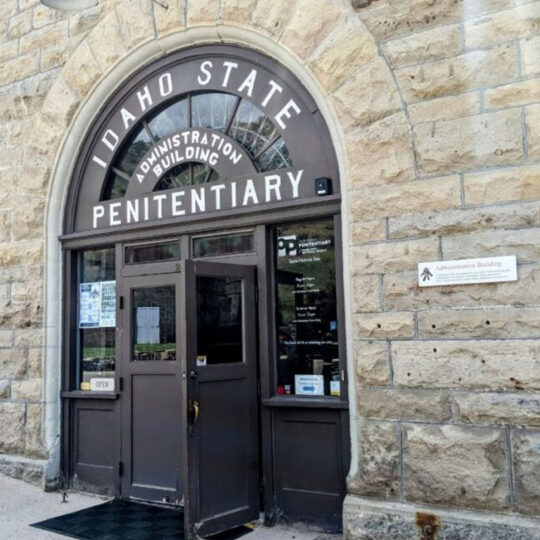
[188,399,200,434]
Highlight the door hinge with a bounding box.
[119,377,124,392]
[118,461,124,477]
[119,296,124,310]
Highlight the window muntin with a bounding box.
[102,92,292,201]
[78,248,116,391]
[274,219,340,398]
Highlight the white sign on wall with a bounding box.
[418,256,517,287]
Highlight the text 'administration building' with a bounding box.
[1,0,540,538]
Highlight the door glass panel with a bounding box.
[78,248,116,391]
[125,241,180,264]
[196,276,243,365]
[193,232,254,258]
[132,286,176,361]
[274,218,340,397]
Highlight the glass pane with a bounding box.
[132,286,176,361]
[116,128,153,177]
[125,241,180,264]
[255,138,292,171]
[78,248,116,391]
[193,232,254,258]
[192,92,237,132]
[155,163,191,190]
[148,99,189,139]
[230,99,278,157]
[275,219,339,397]
[192,163,211,184]
[196,276,243,365]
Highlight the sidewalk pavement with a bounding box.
[0,473,341,540]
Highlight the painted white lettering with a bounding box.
[92,155,107,169]
[93,205,105,228]
[198,61,213,86]
[275,99,301,129]
[242,179,259,205]
[209,152,218,166]
[143,197,149,221]
[186,147,194,160]
[120,107,136,130]
[265,174,282,202]
[223,142,232,156]
[110,202,121,226]
[200,133,208,145]
[172,191,186,216]
[136,174,145,183]
[159,72,173,96]
[153,164,163,177]
[127,199,139,223]
[238,68,257,97]
[191,188,206,213]
[222,61,238,87]
[137,85,153,112]
[287,169,303,198]
[102,129,119,152]
[141,162,150,174]
[210,184,226,210]
[153,194,167,219]
[231,181,237,208]
[229,149,242,165]
[261,80,283,107]
[192,130,200,144]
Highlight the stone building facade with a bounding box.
[1,0,540,538]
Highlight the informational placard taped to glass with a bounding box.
[418,256,517,287]
[79,281,116,328]
[295,374,324,396]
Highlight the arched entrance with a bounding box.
[58,44,349,537]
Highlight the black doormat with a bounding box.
[31,499,253,540]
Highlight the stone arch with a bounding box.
[41,0,409,484]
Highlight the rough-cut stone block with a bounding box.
[0,211,11,242]
[393,340,540,390]
[87,10,128,72]
[332,57,402,131]
[0,403,26,454]
[154,0,184,36]
[350,220,386,244]
[221,0,257,27]
[25,403,43,457]
[351,237,438,274]
[0,330,13,348]
[41,76,80,130]
[0,52,39,87]
[357,388,452,422]
[383,24,461,69]
[415,109,524,175]
[465,164,540,205]
[389,201,540,239]
[250,0,296,39]
[354,311,415,339]
[350,175,461,220]
[0,350,26,380]
[11,197,45,242]
[0,72,55,122]
[404,424,508,510]
[40,34,85,72]
[63,40,102,98]
[385,264,540,311]
[351,275,380,313]
[187,0,220,26]
[8,10,32,39]
[419,307,540,338]
[0,0,17,20]
[396,44,518,102]
[68,4,106,37]
[443,228,540,261]
[453,392,540,427]
[0,300,41,329]
[0,240,42,267]
[115,0,155,49]
[408,92,482,125]
[27,349,41,379]
[20,20,68,54]
[0,380,9,399]
[465,3,540,48]
[308,17,377,93]
[486,79,540,109]
[348,421,399,499]
[522,35,540,75]
[0,40,18,63]
[358,0,463,41]
[14,329,42,348]
[11,379,41,401]
[32,3,65,29]
[347,112,416,187]
[354,341,389,385]
[527,103,540,161]
[513,430,540,514]
[280,0,344,60]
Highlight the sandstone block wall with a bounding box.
[0,0,538,536]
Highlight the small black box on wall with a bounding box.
[315,177,332,196]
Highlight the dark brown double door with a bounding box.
[119,261,259,538]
